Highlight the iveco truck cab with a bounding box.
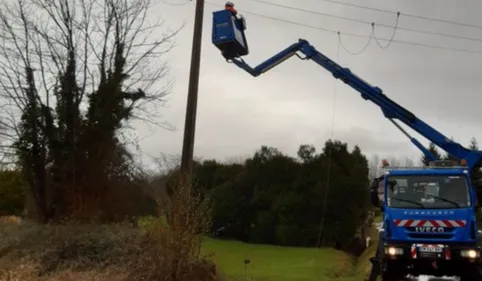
[370,160,482,281]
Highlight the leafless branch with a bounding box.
[0,0,179,145]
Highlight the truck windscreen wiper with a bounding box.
[426,193,461,208]
[391,198,425,208]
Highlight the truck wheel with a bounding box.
[368,240,383,281]
[381,262,405,281]
[459,267,482,281]
[460,275,478,281]
[367,262,380,281]
[381,272,405,281]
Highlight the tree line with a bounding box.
[2,139,373,251]
[2,136,480,247]
[184,140,372,249]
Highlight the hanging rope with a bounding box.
[311,34,341,280]
[337,12,399,54]
[373,12,400,49]
[315,35,341,249]
[338,27,373,55]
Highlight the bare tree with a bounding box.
[368,154,417,179]
[404,157,415,167]
[368,154,380,179]
[0,0,181,222]
[0,102,19,167]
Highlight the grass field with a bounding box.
[1,214,381,281]
[202,237,356,281]
[202,216,383,281]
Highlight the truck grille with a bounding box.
[418,251,441,258]
[408,233,453,239]
[405,227,455,240]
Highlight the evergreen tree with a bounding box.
[192,140,371,247]
[421,142,442,166]
[469,137,479,151]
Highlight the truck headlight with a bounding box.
[460,249,479,259]
[385,246,404,256]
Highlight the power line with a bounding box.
[161,0,191,6]
[250,0,482,42]
[205,1,482,55]
[321,0,482,30]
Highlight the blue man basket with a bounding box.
[212,9,249,59]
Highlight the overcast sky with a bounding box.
[132,0,482,166]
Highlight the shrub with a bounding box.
[0,169,27,215]
[0,174,217,281]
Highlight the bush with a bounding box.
[128,173,213,281]
[0,175,217,281]
[372,207,382,218]
[0,169,27,215]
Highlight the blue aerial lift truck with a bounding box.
[212,5,482,281]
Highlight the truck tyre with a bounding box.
[459,266,482,281]
[367,266,379,281]
[368,238,383,281]
[381,260,405,281]
[381,273,404,281]
[382,274,402,281]
[368,257,380,281]
[381,266,405,281]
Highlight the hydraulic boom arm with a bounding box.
[212,6,482,201]
[226,39,482,170]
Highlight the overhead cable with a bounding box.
[321,0,482,30]
[161,0,191,6]
[205,1,482,55]
[251,0,482,42]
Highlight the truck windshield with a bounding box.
[386,175,471,209]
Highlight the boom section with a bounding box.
[229,39,479,168]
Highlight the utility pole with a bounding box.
[180,0,205,176]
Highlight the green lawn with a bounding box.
[201,216,383,281]
[202,237,356,281]
[137,215,381,281]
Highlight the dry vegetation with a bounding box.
[0,0,220,278]
[0,175,219,281]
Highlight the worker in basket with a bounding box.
[225,1,238,15]
[224,1,246,31]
